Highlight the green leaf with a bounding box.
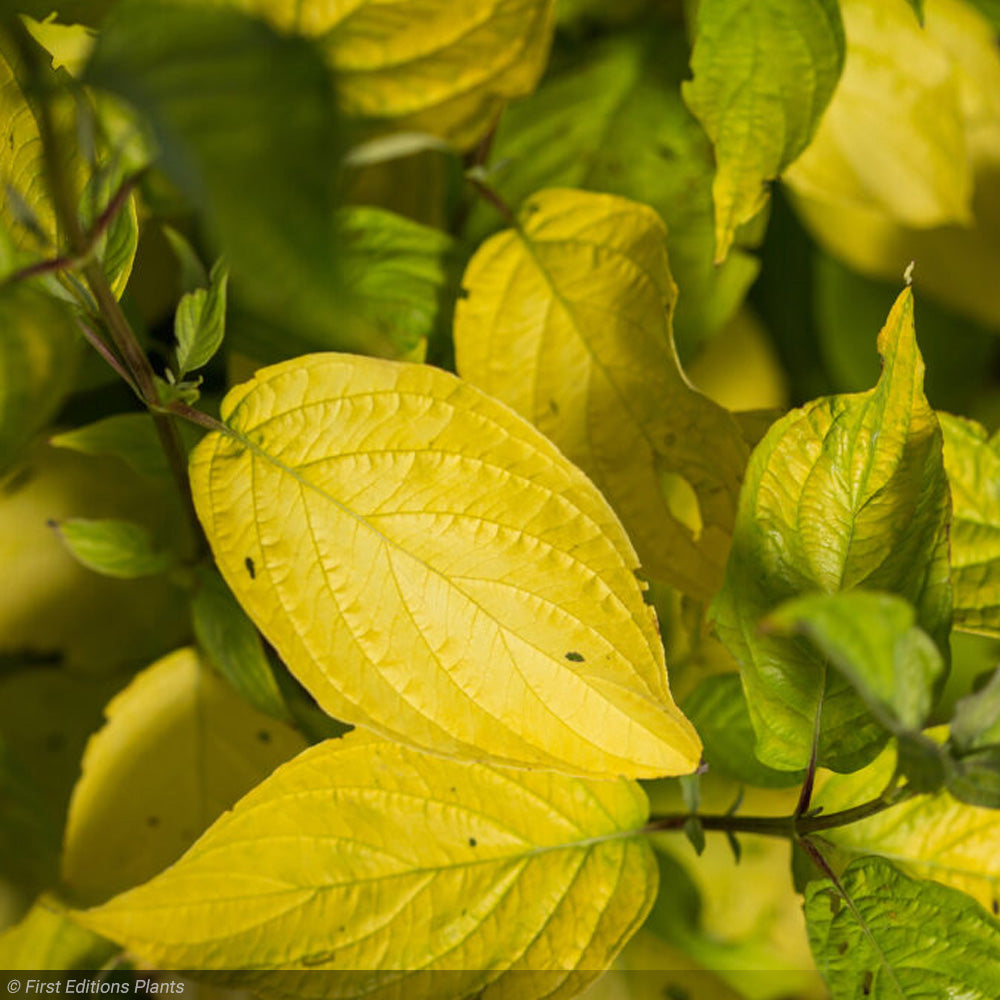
[815,738,1000,911]
[0,284,81,476]
[62,647,306,904]
[963,0,1000,30]
[763,591,944,734]
[191,567,289,722]
[906,0,926,24]
[806,856,1000,999]
[940,412,1000,637]
[710,289,952,772]
[50,414,172,480]
[682,0,845,262]
[475,28,760,352]
[455,188,749,601]
[78,158,139,299]
[174,259,228,378]
[0,898,114,972]
[162,224,207,293]
[54,517,175,579]
[952,667,1000,751]
[189,352,701,780]
[681,674,804,788]
[948,746,1000,810]
[84,2,360,356]
[79,731,656,994]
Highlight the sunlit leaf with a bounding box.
[232,0,556,150]
[475,28,760,352]
[62,647,306,904]
[189,352,701,779]
[815,739,1000,911]
[683,0,844,262]
[0,284,81,477]
[940,412,1000,637]
[806,856,1000,999]
[54,517,176,579]
[455,188,748,601]
[710,289,952,771]
[763,590,944,734]
[174,259,228,378]
[80,732,656,997]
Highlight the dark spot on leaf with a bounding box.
[862,970,873,996]
[658,144,678,161]
[457,286,470,299]
[245,556,256,579]
[993,899,999,916]
[46,518,58,530]
[338,925,345,933]
[548,399,559,415]
[665,987,690,1000]
[468,837,477,847]
[829,894,842,916]
[257,729,271,743]
[565,651,585,662]
[450,786,456,793]
[838,941,848,955]
[147,816,159,828]
[43,731,65,753]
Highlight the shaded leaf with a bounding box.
[455,188,748,601]
[50,413,175,481]
[189,352,701,779]
[0,898,114,971]
[683,0,845,262]
[948,746,1000,810]
[709,289,952,771]
[475,28,760,352]
[952,666,1000,752]
[191,566,288,722]
[763,590,944,734]
[80,732,656,997]
[806,856,1000,999]
[62,647,306,904]
[940,412,1000,637]
[54,517,175,579]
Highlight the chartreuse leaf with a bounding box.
[234,0,555,150]
[54,517,175,579]
[455,189,748,601]
[763,591,944,734]
[189,353,701,779]
[940,412,1000,637]
[807,856,1000,999]
[682,0,845,263]
[815,740,1000,910]
[191,567,289,721]
[784,0,976,232]
[709,289,952,772]
[952,667,1000,752]
[474,28,760,352]
[0,898,114,971]
[84,2,356,356]
[174,259,229,378]
[0,284,81,476]
[79,731,656,996]
[62,648,306,904]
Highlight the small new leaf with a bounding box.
[189,353,701,779]
[806,856,1000,999]
[79,732,657,995]
[54,518,174,579]
[174,260,228,379]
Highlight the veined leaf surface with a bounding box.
[815,739,1000,911]
[682,0,845,262]
[940,412,1000,636]
[806,856,1000,999]
[225,0,555,149]
[710,289,952,771]
[189,352,701,779]
[81,732,657,998]
[455,189,748,601]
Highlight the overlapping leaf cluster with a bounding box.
[3,1,1000,998]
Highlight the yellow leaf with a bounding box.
[80,731,657,997]
[454,188,748,601]
[815,737,1000,912]
[223,0,555,149]
[0,898,113,971]
[940,412,1000,637]
[62,647,307,904]
[189,353,701,779]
